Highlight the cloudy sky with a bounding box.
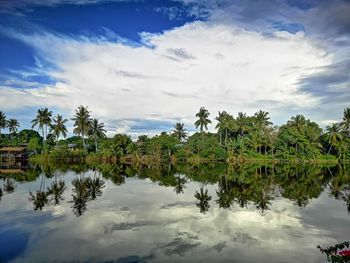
[0,0,349,137]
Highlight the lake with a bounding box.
[0,162,349,263]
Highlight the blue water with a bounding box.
[0,163,349,262]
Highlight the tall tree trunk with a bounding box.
[225,130,228,146]
[42,127,45,151]
[82,133,86,150]
[327,145,332,154]
[95,138,98,152]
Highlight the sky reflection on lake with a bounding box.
[0,163,349,263]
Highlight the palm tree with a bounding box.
[72,105,92,149]
[215,111,234,146]
[88,118,106,152]
[7,119,20,137]
[254,110,272,129]
[31,108,53,148]
[195,107,211,142]
[341,107,350,136]
[0,110,7,139]
[247,130,262,154]
[172,122,187,142]
[50,114,68,144]
[325,123,343,154]
[215,111,226,146]
[236,112,250,136]
[288,114,306,131]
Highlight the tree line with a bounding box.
[0,106,349,162]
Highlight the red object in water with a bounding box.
[338,249,350,256]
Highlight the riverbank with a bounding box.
[29,152,342,165]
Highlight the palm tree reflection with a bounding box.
[195,187,212,213]
[3,178,16,193]
[174,175,187,194]
[29,174,48,211]
[48,180,66,205]
[216,174,233,209]
[29,190,49,211]
[71,170,105,216]
[71,176,89,217]
[85,171,105,200]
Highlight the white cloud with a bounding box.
[0,21,333,135]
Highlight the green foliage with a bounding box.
[99,134,132,158]
[28,137,42,154]
[186,132,227,160]
[49,146,87,161]
[1,129,42,147]
[275,115,323,159]
[146,132,179,158]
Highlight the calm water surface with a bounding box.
[0,163,349,263]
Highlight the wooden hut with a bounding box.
[0,147,28,161]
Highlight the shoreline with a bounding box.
[28,154,344,165]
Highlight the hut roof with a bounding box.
[0,147,27,152]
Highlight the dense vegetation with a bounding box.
[0,106,349,163]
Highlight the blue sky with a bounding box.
[0,0,349,137]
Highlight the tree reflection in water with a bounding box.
[3,178,16,193]
[29,173,49,211]
[47,169,66,206]
[71,169,105,216]
[85,170,105,200]
[195,187,212,213]
[71,175,89,216]
[174,175,187,194]
[48,180,66,205]
[99,164,125,186]
[15,161,350,216]
[216,175,233,209]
